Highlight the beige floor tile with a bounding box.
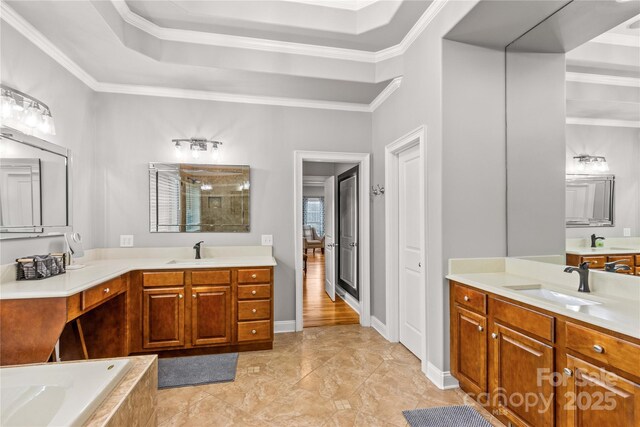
[254,388,338,426]
[155,386,210,425]
[160,394,271,427]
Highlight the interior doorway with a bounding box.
[294,152,372,331]
[385,126,427,366]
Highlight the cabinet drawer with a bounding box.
[191,270,231,285]
[565,322,640,377]
[238,300,271,321]
[238,320,271,342]
[143,271,184,287]
[238,269,271,284]
[581,256,606,269]
[453,283,487,314]
[492,298,554,342]
[636,255,640,266]
[238,284,271,300]
[636,267,640,276]
[82,276,125,310]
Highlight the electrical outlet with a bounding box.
[120,235,134,247]
[261,235,273,246]
[623,228,631,237]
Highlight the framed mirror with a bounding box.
[566,174,615,228]
[0,128,71,239]
[149,163,250,233]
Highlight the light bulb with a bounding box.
[191,148,200,159]
[38,111,56,135]
[174,142,183,158]
[211,144,221,162]
[24,103,42,128]
[0,92,16,120]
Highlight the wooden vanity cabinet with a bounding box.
[449,280,640,427]
[566,253,640,275]
[191,285,232,346]
[143,287,185,348]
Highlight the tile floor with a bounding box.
[157,325,505,426]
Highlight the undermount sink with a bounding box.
[167,259,217,265]
[609,247,635,251]
[504,285,601,307]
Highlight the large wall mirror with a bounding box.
[506,0,639,257]
[0,128,71,239]
[149,163,250,233]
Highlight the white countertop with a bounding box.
[0,255,277,300]
[566,246,640,256]
[448,257,640,340]
[565,237,640,256]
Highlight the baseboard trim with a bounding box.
[370,316,388,340]
[336,285,360,314]
[274,320,296,333]
[426,361,459,390]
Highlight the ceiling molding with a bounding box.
[279,0,381,12]
[566,72,640,87]
[1,2,403,112]
[566,117,640,128]
[112,0,449,64]
[592,32,640,48]
[0,2,98,90]
[369,77,402,111]
[303,175,331,186]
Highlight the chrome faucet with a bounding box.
[604,261,631,273]
[564,262,591,293]
[193,241,204,259]
[590,234,605,248]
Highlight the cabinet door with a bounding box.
[191,286,232,346]
[491,323,554,427]
[565,355,640,427]
[452,304,487,395]
[143,287,185,349]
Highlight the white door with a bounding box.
[339,173,358,298]
[324,176,336,301]
[398,145,423,358]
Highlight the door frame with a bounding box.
[294,151,371,332]
[336,165,360,300]
[384,126,426,366]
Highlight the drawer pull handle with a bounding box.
[563,368,573,377]
[463,295,470,302]
[593,345,604,354]
[477,325,483,332]
[251,290,257,295]
[104,287,110,293]
[251,329,257,334]
[491,333,498,339]
[251,274,257,279]
[252,308,257,313]
[178,294,183,299]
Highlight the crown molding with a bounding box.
[112,0,449,64]
[279,0,381,12]
[566,117,640,128]
[592,32,640,48]
[0,2,98,90]
[566,72,640,87]
[1,1,403,112]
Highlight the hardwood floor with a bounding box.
[303,252,360,328]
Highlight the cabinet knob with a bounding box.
[178,294,183,299]
[464,295,470,302]
[104,287,110,293]
[251,274,257,279]
[563,368,573,377]
[192,294,197,298]
[478,325,484,332]
[251,290,257,295]
[251,329,257,334]
[491,333,498,339]
[593,344,604,354]
[252,308,257,313]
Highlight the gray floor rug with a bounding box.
[158,353,238,389]
[403,405,492,427]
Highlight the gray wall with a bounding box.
[506,52,566,256]
[93,93,371,321]
[303,186,324,197]
[0,24,97,264]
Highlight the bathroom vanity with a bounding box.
[0,247,276,365]
[448,258,640,427]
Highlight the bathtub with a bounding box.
[0,358,131,427]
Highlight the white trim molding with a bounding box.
[336,285,360,314]
[566,117,640,128]
[369,77,402,111]
[274,320,297,334]
[294,151,371,332]
[592,32,640,48]
[426,361,459,390]
[566,72,640,88]
[370,316,388,340]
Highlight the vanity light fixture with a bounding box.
[200,183,212,191]
[0,85,56,136]
[172,137,223,161]
[573,154,610,173]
